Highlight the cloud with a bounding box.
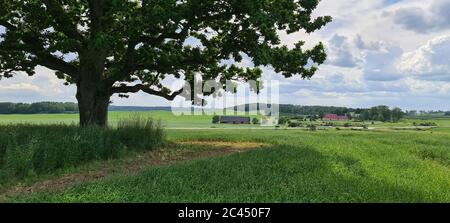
[398,35,450,81]
[384,0,402,5]
[0,66,77,103]
[392,0,450,33]
[326,34,362,68]
[0,26,5,42]
[325,33,404,82]
[366,80,409,93]
[362,45,404,81]
[354,35,383,51]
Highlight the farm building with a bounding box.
[219,116,251,124]
[323,114,349,121]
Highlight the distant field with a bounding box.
[2,111,450,129]
[0,111,262,129]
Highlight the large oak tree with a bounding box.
[0,0,331,126]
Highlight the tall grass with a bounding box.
[14,129,450,202]
[116,114,164,151]
[0,116,164,183]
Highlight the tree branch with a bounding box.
[20,34,79,78]
[0,20,16,31]
[1,19,79,79]
[111,84,184,101]
[153,21,191,43]
[42,0,84,41]
[37,54,79,78]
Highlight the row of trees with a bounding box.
[278,105,405,123]
[0,102,78,114]
[279,104,404,122]
[279,104,356,116]
[357,106,404,122]
[0,102,405,122]
[405,110,450,116]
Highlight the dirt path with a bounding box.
[0,141,269,201]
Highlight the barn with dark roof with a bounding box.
[219,116,251,124]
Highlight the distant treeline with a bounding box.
[0,102,439,123]
[357,106,404,122]
[230,104,406,122]
[231,104,358,115]
[0,102,175,114]
[0,102,78,114]
[280,105,404,122]
[279,104,356,116]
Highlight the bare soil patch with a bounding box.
[0,141,269,200]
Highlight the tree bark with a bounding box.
[76,86,110,127]
[76,50,110,127]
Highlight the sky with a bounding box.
[1,0,450,110]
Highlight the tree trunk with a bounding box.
[76,86,110,127]
[76,51,110,127]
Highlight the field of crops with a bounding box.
[2,111,450,129]
[4,129,450,202]
[1,112,450,202]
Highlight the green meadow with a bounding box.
[0,111,263,129]
[2,110,450,128]
[9,129,450,202]
[1,111,449,202]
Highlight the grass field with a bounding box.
[0,111,264,129]
[2,110,450,128]
[5,128,450,202]
[1,112,450,202]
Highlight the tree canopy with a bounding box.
[0,0,331,126]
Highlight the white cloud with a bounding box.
[326,34,362,68]
[392,0,450,34]
[0,83,41,92]
[0,67,77,103]
[363,45,404,81]
[399,35,450,81]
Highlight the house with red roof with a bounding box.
[323,114,348,121]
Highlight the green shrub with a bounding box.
[0,116,164,183]
[288,121,303,128]
[278,117,289,125]
[412,148,449,166]
[252,117,260,125]
[324,122,335,127]
[414,122,438,127]
[307,124,317,131]
[212,115,220,124]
